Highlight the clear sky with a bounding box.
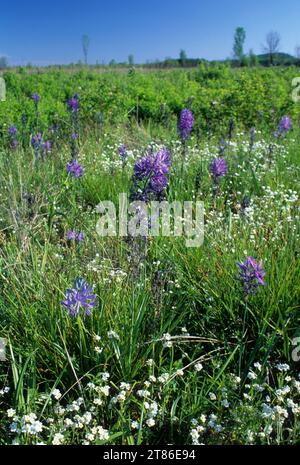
[1,0,300,65]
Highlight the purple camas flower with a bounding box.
[209,157,228,179]
[42,140,52,153]
[8,126,18,150]
[133,147,171,198]
[68,96,79,112]
[66,230,77,240]
[154,147,171,174]
[134,148,170,180]
[277,115,292,135]
[134,153,155,180]
[61,277,97,317]
[31,133,51,157]
[67,159,84,178]
[31,133,43,148]
[178,108,194,142]
[32,93,40,103]
[238,256,266,295]
[66,230,84,241]
[150,173,169,192]
[76,231,84,242]
[8,126,17,136]
[118,144,127,159]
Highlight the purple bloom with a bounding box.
[150,173,169,192]
[209,158,228,179]
[276,116,292,136]
[42,140,52,153]
[8,126,17,136]
[67,230,84,242]
[61,277,97,317]
[154,147,171,174]
[278,116,292,134]
[134,148,170,180]
[238,256,266,295]
[133,147,171,197]
[31,133,52,157]
[134,153,155,180]
[76,231,84,242]
[68,96,79,112]
[118,144,127,159]
[32,93,40,103]
[71,133,78,140]
[67,159,84,178]
[31,133,43,148]
[178,109,194,142]
[66,230,77,241]
[8,126,18,150]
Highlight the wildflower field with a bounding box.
[0,65,300,445]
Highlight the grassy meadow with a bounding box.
[0,65,299,445]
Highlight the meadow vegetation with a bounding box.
[0,64,299,445]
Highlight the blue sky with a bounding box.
[1,0,300,65]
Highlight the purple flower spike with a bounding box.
[238,256,266,295]
[277,115,292,135]
[42,141,52,153]
[61,277,97,317]
[209,157,228,179]
[67,159,84,178]
[134,153,155,180]
[150,173,169,192]
[32,93,40,103]
[66,230,84,242]
[66,230,77,241]
[154,147,171,174]
[68,96,79,112]
[178,108,194,142]
[31,133,43,148]
[118,144,127,159]
[8,126,17,136]
[76,231,84,242]
[133,147,171,197]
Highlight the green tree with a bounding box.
[128,54,134,66]
[82,34,90,65]
[233,27,246,65]
[179,49,187,67]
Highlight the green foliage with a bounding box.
[1,66,300,139]
[233,27,246,64]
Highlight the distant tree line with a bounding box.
[231,27,300,67]
[3,28,300,70]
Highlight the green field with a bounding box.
[0,65,300,445]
